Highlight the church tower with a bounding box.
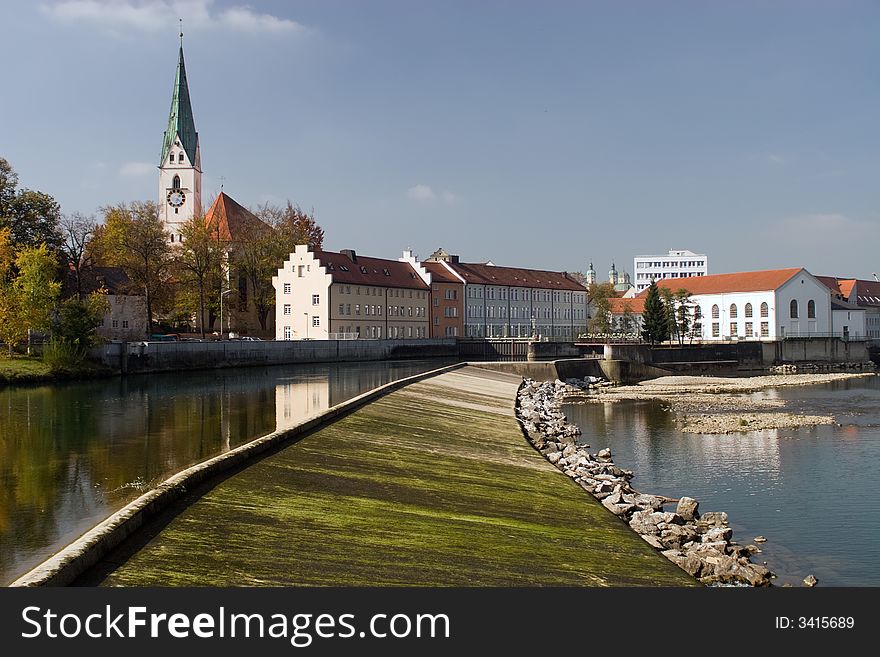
[158,35,201,243]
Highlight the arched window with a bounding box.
[790,300,799,319]
[178,152,185,163]
[745,303,753,318]
[729,304,738,319]
[807,300,816,319]
[711,304,719,319]
[172,175,180,189]
[760,302,769,318]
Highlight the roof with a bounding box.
[854,279,880,307]
[816,276,845,297]
[445,261,586,291]
[314,251,429,290]
[64,266,135,296]
[646,268,803,295]
[422,261,461,284]
[831,298,863,312]
[205,193,271,241]
[160,46,199,165]
[609,297,646,314]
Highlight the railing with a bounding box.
[327,333,360,340]
[781,332,867,342]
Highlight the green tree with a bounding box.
[176,215,223,338]
[95,201,171,336]
[587,282,616,334]
[672,289,694,345]
[641,281,670,344]
[52,292,109,349]
[0,158,62,251]
[618,304,636,335]
[231,220,280,331]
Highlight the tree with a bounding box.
[58,212,98,300]
[231,220,280,331]
[587,282,616,334]
[176,215,223,338]
[254,201,324,253]
[0,158,62,251]
[52,292,109,349]
[95,201,172,336]
[641,281,670,344]
[618,304,636,335]
[672,289,694,345]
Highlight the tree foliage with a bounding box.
[0,158,62,251]
[254,201,325,253]
[52,292,109,349]
[175,215,224,338]
[640,281,670,344]
[94,201,171,336]
[59,212,98,300]
[587,282,616,334]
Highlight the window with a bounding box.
[112,319,119,328]
[434,316,439,326]
[433,298,439,306]
[807,300,816,319]
[445,288,457,300]
[711,304,720,319]
[312,294,320,306]
[729,304,738,319]
[355,304,360,315]
[338,304,344,315]
[760,302,769,318]
[712,322,720,338]
[283,304,291,315]
[284,326,292,339]
[283,283,291,294]
[760,321,769,337]
[297,265,305,278]
[312,316,320,327]
[122,320,129,329]
[745,321,753,336]
[346,304,351,315]
[745,303,753,318]
[730,322,736,336]
[378,305,383,315]
[172,175,180,189]
[790,300,798,319]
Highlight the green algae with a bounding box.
[83,371,697,587]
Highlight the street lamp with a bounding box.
[304,312,309,339]
[219,289,233,339]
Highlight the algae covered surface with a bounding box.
[87,367,695,587]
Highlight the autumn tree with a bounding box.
[58,212,98,299]
[176,215,224,338]
[587,282,616,334]
[95,201,172,336]
[254,201,324,253]
[0,157,62,251]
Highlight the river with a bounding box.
[0,359,451,585]
[564,375,880,586]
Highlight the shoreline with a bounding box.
[577,372,876,434]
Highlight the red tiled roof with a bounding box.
[854,279,880,306]
[816,276,845,297]
[205,192,271,241]
[314,251,429,290]
[643,268,803,295]
[422,261,462,284]
[609,297,645,314]
[446,262,586,291]
[840,279,858,299]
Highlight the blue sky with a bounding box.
[2,0,879,279]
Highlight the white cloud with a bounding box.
[40,0,306,35]
[407,184,436,202]
[119,161,156,177]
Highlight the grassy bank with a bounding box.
[0,355,111,386]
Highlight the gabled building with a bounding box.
[421,260,465,338]
[818,276,880,339]
[273,246,431,340]
[653,268,838,341]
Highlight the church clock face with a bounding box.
[167,190,186,208]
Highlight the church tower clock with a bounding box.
[158,35,201,243]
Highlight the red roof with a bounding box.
[422,261,462,284]
[609,297,646,314]
[445,262,586,291]
[314,250,429,290]
[644,268,803,295]
[854,279,880,306]
[205,192,271,241]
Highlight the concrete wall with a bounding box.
[770,337,869,363]
[93,338,458,374]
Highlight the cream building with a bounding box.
[273,246,431,340]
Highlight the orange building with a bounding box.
[423,262,465,338]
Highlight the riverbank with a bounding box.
[0,356,111,387]
[517,377,775,586]
[579,372,876,433]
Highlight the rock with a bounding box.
[754,535,767,543]
[803,574,818,587]
[597,448,612,459]
[632,494,664,512]
[629,510,660,535]
[547,452,562,464]
[562,445,577,458]
[541,443,559,454]
[641,534,665,550]
[675,496,700,521]
[746,544,761,555]
[703,526,733,543]
[602,498,636,516]
[659,524,700,550]
[663,551,704,577]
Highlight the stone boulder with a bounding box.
[675,496,700,521]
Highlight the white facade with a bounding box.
[461,283,588,339]
[159,140,201,242]
[272,246,333,340]
[832,304,866,339]
[634,249,707,293]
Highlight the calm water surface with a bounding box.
[0,359,452,585]
[564,375,880,586]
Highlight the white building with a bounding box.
[272,246,431,341]
[818,276,880,339]
[435,259,588,339]
[654,268,837,341]
[634,249,707,293]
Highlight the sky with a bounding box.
[1,0,879,280]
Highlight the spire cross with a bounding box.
[179,18,183,45]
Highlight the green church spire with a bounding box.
[160,45,199,166]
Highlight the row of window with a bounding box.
[334,284,426,299]
[98,319,130,329]
[466,287,585,304]
[710,321,770,338]
[704,300,817,321]
[636,272,703,280]
[168,151,186,164]
[468,305,581,320]
[637,260,705,268]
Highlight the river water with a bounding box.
[564,375,880,586]
[0,360,451,585]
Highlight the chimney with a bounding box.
[340,249,357,263]
[450,255,459,264]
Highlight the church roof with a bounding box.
[205,193,271,241]
[160,47,199,165]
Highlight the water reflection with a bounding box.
[0,359,450,585]
[564,374,880,586]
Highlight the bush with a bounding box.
[42,338,88,374]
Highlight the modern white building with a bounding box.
[654,268,841,341]
[433,259,588,339]
[634,249,707,293]
[272,245,431,341]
